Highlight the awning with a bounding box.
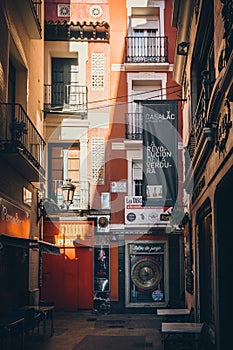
[0,234,30,249]
[38,240,60,255]
[0,234,60,255]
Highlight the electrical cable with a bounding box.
[87,88,182,111]
[87,84,181,105]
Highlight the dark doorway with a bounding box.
[215,167,233,349]
[198,206,214,324]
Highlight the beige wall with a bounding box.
[0,0,44,135]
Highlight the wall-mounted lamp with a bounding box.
[177,42,189,56]
[61,178,76,210]
[37,197,59,222]
[37,178,76,222]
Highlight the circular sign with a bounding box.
[98,216,109,228]
[89,5,103,18]
[131,257,161,290]
[127,212,136,222]
[152,289,163,301]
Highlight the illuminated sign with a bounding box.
[0,197,30,238]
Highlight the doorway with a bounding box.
[215,167,233,349]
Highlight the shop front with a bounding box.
[0,197,60,310]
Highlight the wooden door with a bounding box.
[41,247,93,310]
[76,247,94,309]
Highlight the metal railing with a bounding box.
[44,83,88,113]
[125,113,143,140]
[125,36,168,63]
[48,180,90,210]
[187,87,208,159]
[0,103,45,171]
[31,1,42,35]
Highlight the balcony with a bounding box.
[125,113,143,140]
[48,180,90,210]
[0,103,45,180]
[44,84,88,115]
[16,1,42,39]
[186,87,208,159]
[125,36,168,64]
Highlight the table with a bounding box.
[161,322,203,350]
[37,305,54,339]
[157,308,190,322]
[19,305,54,340]
[0,313,25,350]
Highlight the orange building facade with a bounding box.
[42,0,184,313]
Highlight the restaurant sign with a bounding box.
[0,197,30,238]
[125,196,172,225]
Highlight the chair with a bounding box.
[23,308,41,336]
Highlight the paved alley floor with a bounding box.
[24,312,163,350]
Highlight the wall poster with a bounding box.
[94,246,109,292]
[142,100,178,207]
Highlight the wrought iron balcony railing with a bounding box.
[0,103,45,176]
[48,180,90,210]
[44,84,88,114]
[125,113,143,140]
[32,1,42,35]
[187,87,209,159]
[125,36,168,63]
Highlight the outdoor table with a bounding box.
[0,312,25,350]
[161,322,203,350]
[19,305,54,339]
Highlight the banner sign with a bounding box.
[142,100,178,206]
[125,196,172,225]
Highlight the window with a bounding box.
[51,58,80,108]
[133,161,143,196]
[48,143,80,207]
[23,188,32,206]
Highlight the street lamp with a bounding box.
[61,178,76,210]
[177,42,189,56]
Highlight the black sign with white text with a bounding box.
[142,100,178,207]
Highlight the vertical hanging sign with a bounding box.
[142,100,178,207]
